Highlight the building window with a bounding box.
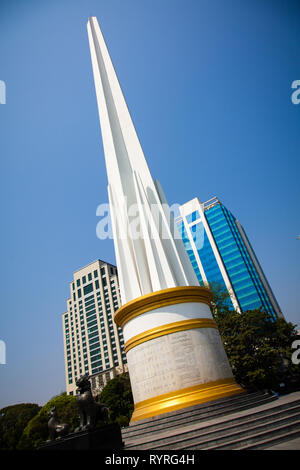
[82,276,86,284]
[88,273,92,281]
[94,270,98,278]
[186,211,200,224]
[84,283,93,295]
[77,279,80,287]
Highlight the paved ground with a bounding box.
[266,436,300,450]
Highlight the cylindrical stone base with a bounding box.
[114,286,244,423]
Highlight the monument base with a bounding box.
[114,286,245,424]
[130,378,244,423]
[39,424,123,450]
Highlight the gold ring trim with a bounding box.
[124,318,218,353]
[114,286,212,328]
[130,378,245,423]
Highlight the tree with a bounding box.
[17,393,79,450]
[0,403,40,450]
[208,282,300,391]
[210,290,300,392]
[97,373,133,427]
[208,281,235,316]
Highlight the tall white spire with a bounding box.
[87,17,198,305]
[87,18,244,423]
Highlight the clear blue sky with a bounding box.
[0,0,299,409]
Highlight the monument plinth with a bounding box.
[39,424,123,451]
[87,17,244,424]
[115,286,243,422]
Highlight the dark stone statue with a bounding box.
[47,406,69,441]
[40,376,122,450]
[75,374,109,432]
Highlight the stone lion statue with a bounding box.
[47,406,69,441]
[75,373,109,432]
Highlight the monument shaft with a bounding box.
[87,17,244,422]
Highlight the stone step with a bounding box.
[125,401,300,450]
[123,391,263,434]
[239,429,300,450]
[123,391,272,436]
[124,396,275,442]
[123,394,276,443]
[202,418,300,450]
[123,392,276,442]
[168,409,300,450]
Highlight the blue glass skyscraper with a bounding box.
[176,197,283,320]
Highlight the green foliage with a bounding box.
[209,281,300,391]
[17,393,79,450]
[98,373,133,427]
[209,281,234,316]
[0,403,40,450]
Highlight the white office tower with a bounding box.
[62,260,128,397]
[87,17,243,423]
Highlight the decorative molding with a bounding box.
[124,318,218,353]
[130,378,245,423]
[114,286,213,328]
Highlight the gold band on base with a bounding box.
[130,378,245,423]
[114,286,212,328]
[124,318,218,353]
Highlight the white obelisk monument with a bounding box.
[87,17,244,423]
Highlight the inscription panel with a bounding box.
[127,328,233,403]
